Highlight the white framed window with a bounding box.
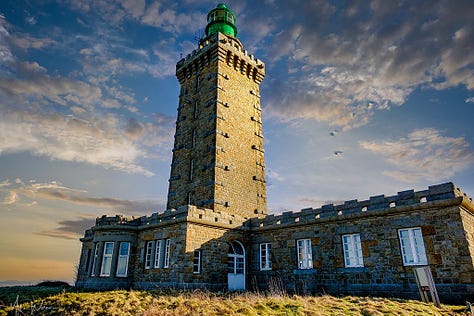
[193,250,201,274]
[90,243,99,276]
[116,242,130,277]
[145,241,153,269]
[100,242,114,276]
[259,243,272,270]
[154,240,162,268]
[342,234,364,268]
[164,239,171,268]
[398,227,428,266]
[297,239,313,269]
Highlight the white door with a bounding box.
[228,241,245,290]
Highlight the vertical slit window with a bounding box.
[192,129,197,148]
[259,243,272,270]
[187,191,194,205]
[193,250,201,274]
[193,101,199,119]
[195,75,201,92]
[189,159,194,181]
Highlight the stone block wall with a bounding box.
[77,205,250,290]
[170,32,267,219]
[76,225,138,289]
[248,183,474,303]
[76,183,474,303]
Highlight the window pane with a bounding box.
[342,234,363,267]
[236,257,244,274]
[260,243,271,270]
[101,257,112,275]
[145,241,153,268]
[228,256,235,273]
[399,228,427,266]
[104,242,114,255]
[120,242,130,256]
[232,242,244,255]
[116,242,130,277]
[297,239,312,269]
[164,239,171,268]
[100,242,114,276]
[116,256,128,276]
[154,240,162,268]
[193,250,201,274]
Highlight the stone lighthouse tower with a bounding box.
[167,4,267,219]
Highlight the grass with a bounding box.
[0,287,470,315]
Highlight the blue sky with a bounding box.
[0,0,473,284]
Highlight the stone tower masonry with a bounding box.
[166,4,267,219]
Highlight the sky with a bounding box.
[0,0,473,285]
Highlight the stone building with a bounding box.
[76,4,474,303]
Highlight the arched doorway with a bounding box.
[227,240,245,290]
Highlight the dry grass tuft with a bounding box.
[0,287,470,315]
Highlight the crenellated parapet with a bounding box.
[89,205,249,235]
[186,205,248,228]
[95,214,141,226]
[176,32,265,84]
[252,182,474,229]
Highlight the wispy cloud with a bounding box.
[1,179,166,213]
[298,197,345,208]
[35,216,95,240]
[47,1,212,80]
[360,128,474,183]
[0,106,174,176]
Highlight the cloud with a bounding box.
[9,34,56,50]
[0,106,170,176]
[0,15,15,65]
[266,169,284,181]
[0,29,174,176]
[140,1,205,33]
[360,128,474,183]
[298,197,345,208]
[1,179,166,213]
[60,0,205,34]
[2,191,19,205]
[263,0,474,129]
[35,216,95,240]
